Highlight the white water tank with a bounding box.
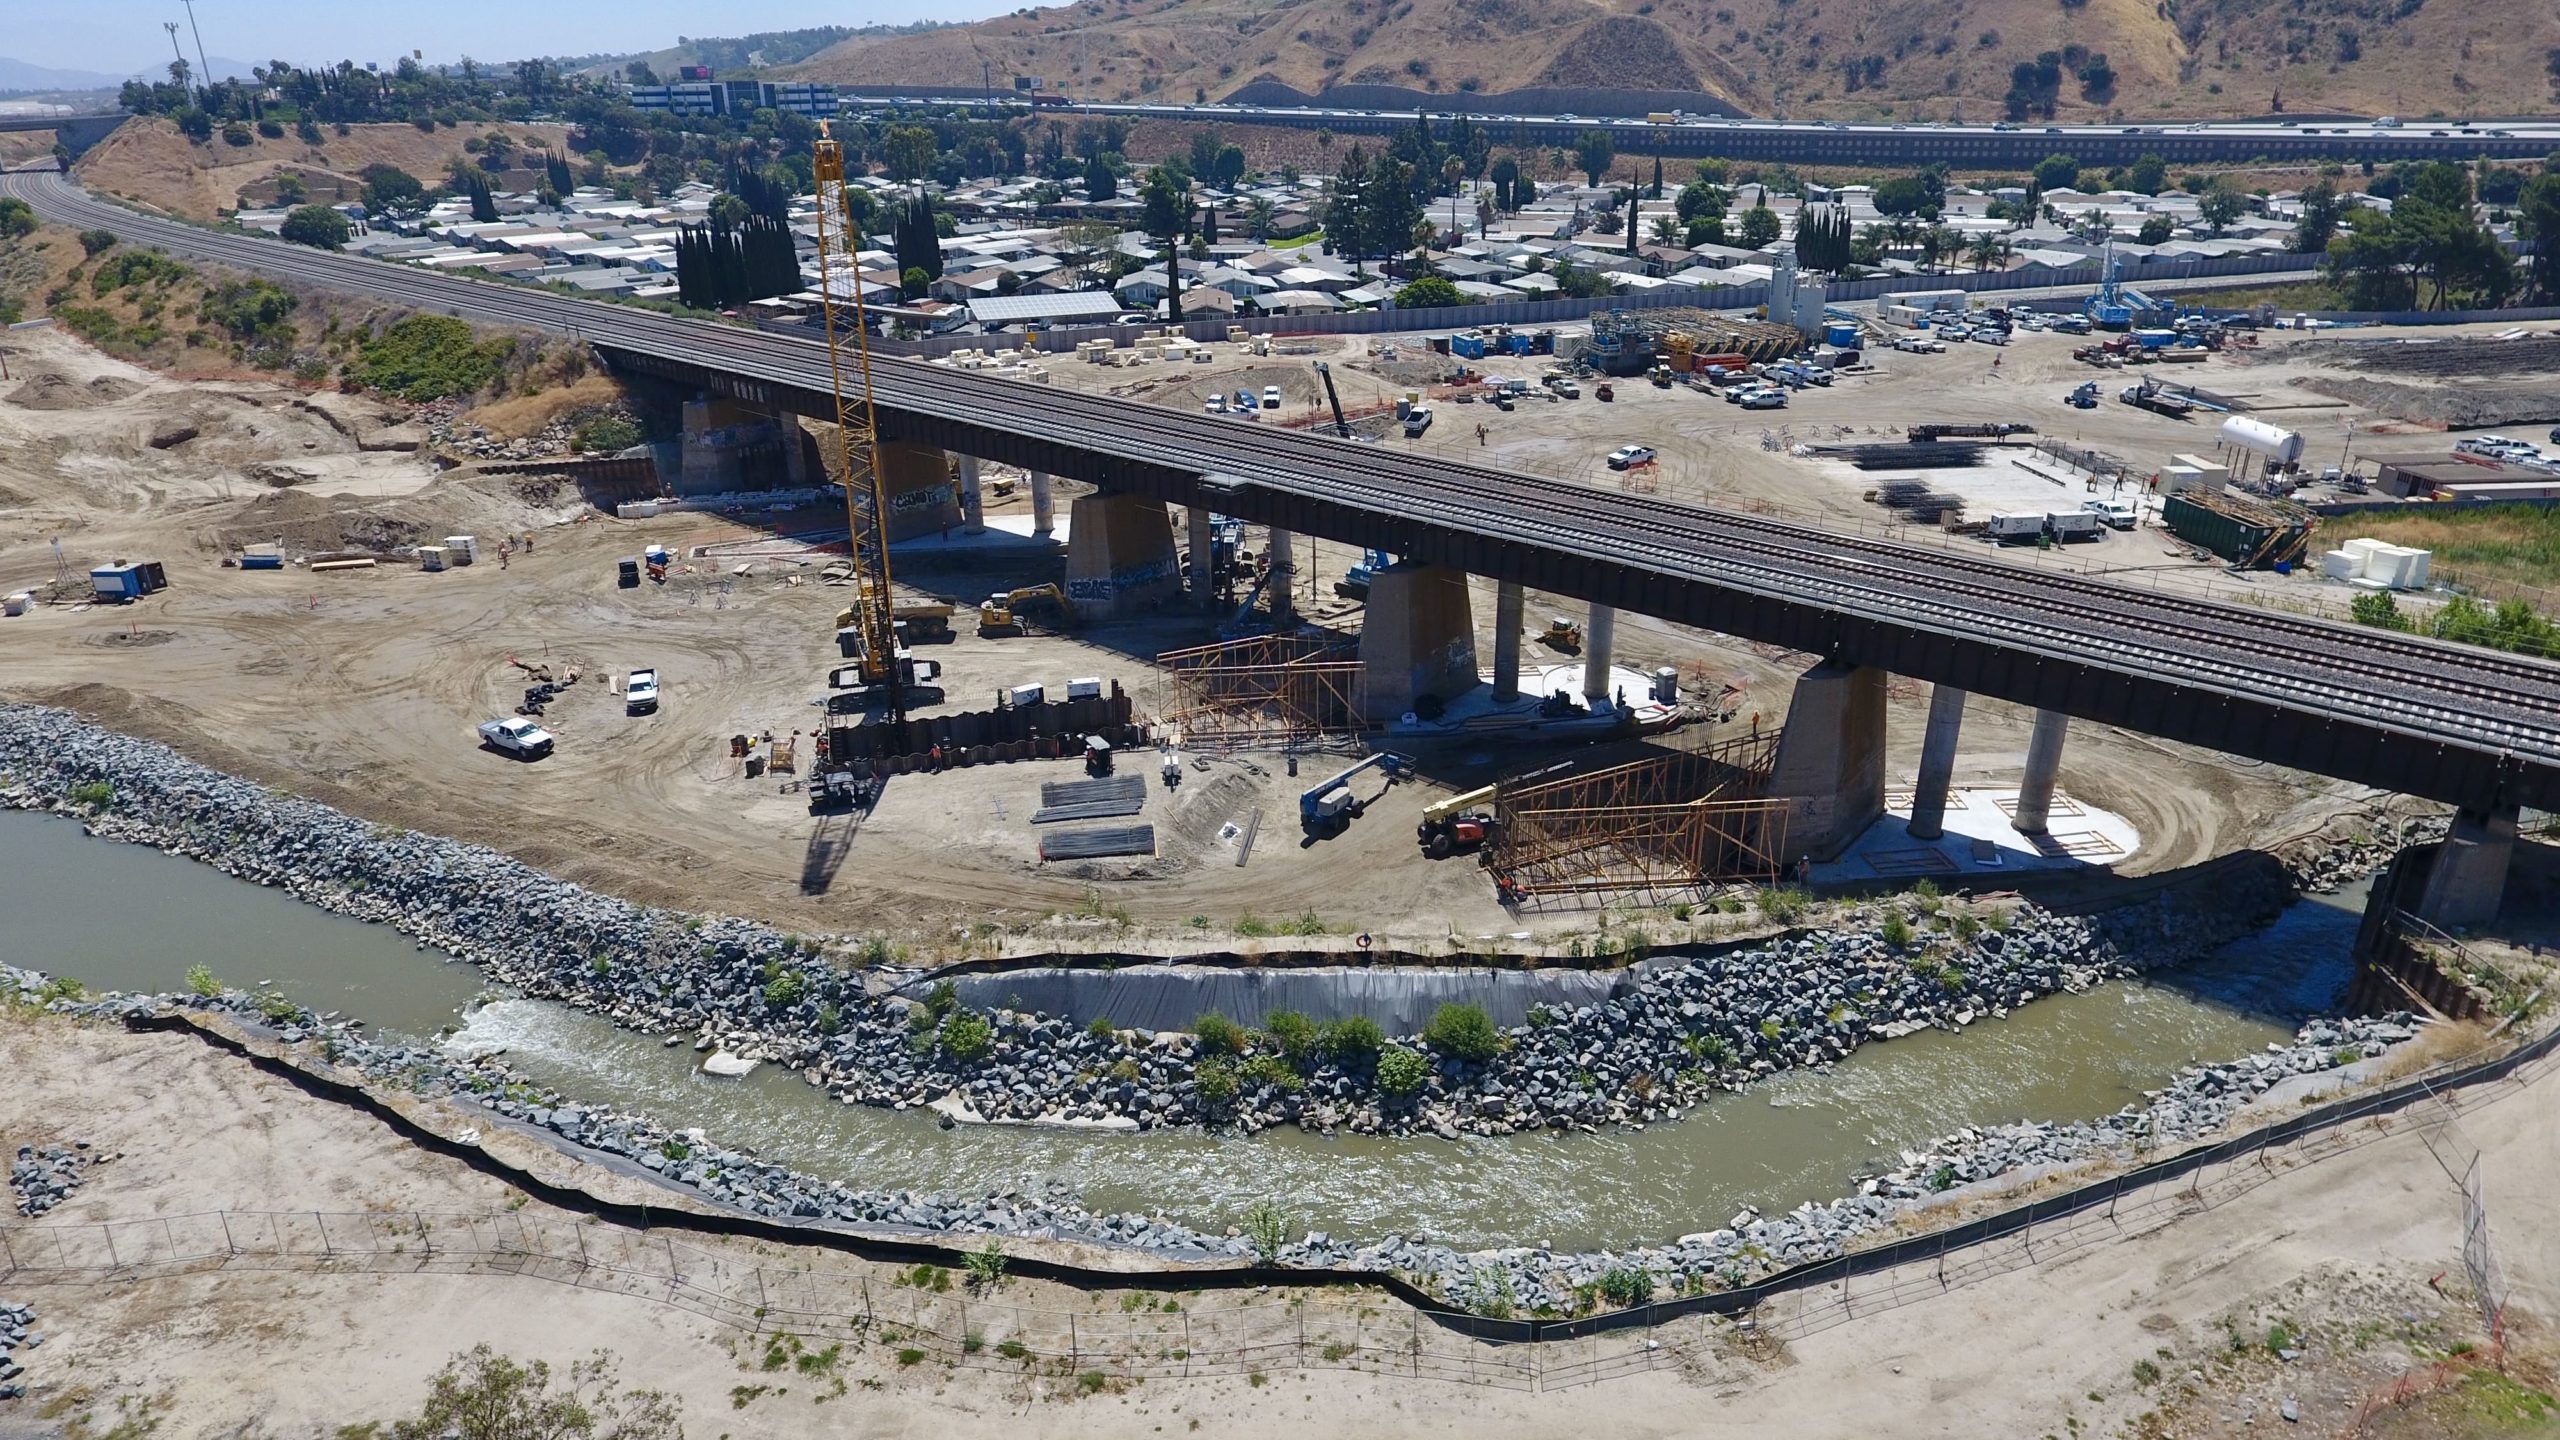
[2220,416,2305,466]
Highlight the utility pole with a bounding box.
[163,23,189,96]
[180,0,214,98]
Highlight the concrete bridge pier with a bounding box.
[955,453,983,531]
[2010,709,2072,836]
[1266,529,1296,626]
[1491,579,1525,703]
[1187,506,1215,609]
[1582,604,1618,703]
[1030,471,1055,535]
[1353,563,1479,721]
[1064,492,1180,620]
[2417,804,2520,928]
[1906,684,1967,841]
[1766,660,1888,864]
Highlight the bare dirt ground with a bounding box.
[73,117,575,222]
[3,1004,2554,1438]
[0,321,2416,951]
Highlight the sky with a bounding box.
[10,0,1025,77]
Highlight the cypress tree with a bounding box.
[465,173,497,224]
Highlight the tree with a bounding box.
[2124,153,2168,196]
[1082,152,1117,203]
[464,173,497,224]
[2032,153,2080,194]
[387,1345,677,1440]
[1871,175,1936,219]
[1244,196,1277,241]
[1796,203,1852,272]
[2197,180,2248,235]
[1650,214,1683,246]
[2520,172,2560,302]
[1140,165,1189,241]
[1738,202,1780,249]
[1489,154,1520,212]
[279,204,350,250]
[77,227,118,255]
[2136,214,2175,245]
[1591,205,1623,236]
[881,124,939,189]
[1396,275,1462,309]
[0,198,36,240]
[359,164,426,215]
[2293,178,2344,255]
[1572,128,1615,188]
[2350,590,2410,631]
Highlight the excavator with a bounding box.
[979,583,1075,637]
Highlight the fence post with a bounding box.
[1412,1310,1420,1375]
[1070,1315,1078,1368]
[219,1212,236,1256]
[416,1211,431,1259]
[103,1223,119,1269]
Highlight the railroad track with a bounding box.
[13,170,2560,774]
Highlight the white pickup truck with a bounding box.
[626,668,660,715]
[478,716,555,759]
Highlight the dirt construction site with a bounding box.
[7,313,2534,948]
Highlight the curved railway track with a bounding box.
[11,169,2560,781]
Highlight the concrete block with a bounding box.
[1765,660,1887,863]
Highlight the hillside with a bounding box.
[783,0,2560,123]
[74,118,574,223]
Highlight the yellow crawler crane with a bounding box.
[811,123,909,719]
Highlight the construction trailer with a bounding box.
[88,561,169,603]
[2162,490,2314,569]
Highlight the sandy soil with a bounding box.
[72,118,576,222]
[0,321,2411,950]
[2,1003,2552,1438]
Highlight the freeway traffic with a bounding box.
[10,167,2560,811]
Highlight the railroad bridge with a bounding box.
[6,169,2551,926]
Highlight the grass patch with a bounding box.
[2315,505,2560,602]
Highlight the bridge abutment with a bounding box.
[874,442,964,541]
[2416,804,2519,929]
[2011,709,2071,836]
[1064,493,1180,620]
[1491,579,1525,703]
[1767,660,1888,864]
[1354,563,1480,721]
[1907,684,1967,841]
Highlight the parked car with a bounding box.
[1739,388,1787,410]
[625,669,660,715]
[1261,386,1282,409]
[1606,444,1657,469]
[1205,395,1226,413]
[478,717,554,759]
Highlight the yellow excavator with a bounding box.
[1537,616,1583,653]
[978,584,1076,637]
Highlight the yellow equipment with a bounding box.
[811,124,909,715]
[1419,784,1498,827]
[978,584,1075,636]
[1649,364,1674,387]
[1537,616,1583,653]
[835,601,954,644]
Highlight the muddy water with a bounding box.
[2,807,2364,1252]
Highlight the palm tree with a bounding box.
[1966,232,2002,272]
[1650,214,1682,246]
[1244,197,1276,242]
[1856,222,1890,265]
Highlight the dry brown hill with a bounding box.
[75,118,575,223]
[782,0,2560,123]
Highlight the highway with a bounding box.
[10,167,2560,812]
[850,94,2560,166]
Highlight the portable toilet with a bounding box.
[445,535,478,565]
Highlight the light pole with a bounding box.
[180,0,214,98]
[163,22,189,96]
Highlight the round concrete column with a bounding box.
[2010,708,2071,836]
[1582,604,1618,702]
[1906,684,1967,841]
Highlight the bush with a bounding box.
[937,1008,994,1062]
[1241,1054,1300,1091]
[279,204,351,251]
[91,249,190,295]
[1262,1009,1318,1064]
[184,963,221,997]
[1242,1200,1293,1262]
[964,1238,1006,1290]
[201,278,298,341]
[355,314,506,400]
[1596,1267,1653,1307]
[221,120,254,147]
[1396,275,1463,309]
[0,198,33,239]
[388,1344,678,1440]
[1375,1045,1429,1096]
[1320,1015,1383,1063]
[1880,914,1913,948]
[762,970,805,1010]
[1421,1002,1503,1062]
[571,414,641,452]
[1193,1056,1238,1105]
[257,118,286,139]
[1192,1010,1245,1055]
[77,228,117,256]
[67,780,114,808]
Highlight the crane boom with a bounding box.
[1312,360,1351,438]
[810,125,905,718]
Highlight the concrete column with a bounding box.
[2010,708,2071,836]
[2417,804,2519,929]
[780,418,812,488]
[955,453,983,531]
[1266,528,1295,626]
[1352,563,1480,721]
[1030,470,1055,535]
[874,442,963,542]
[1765,660,1888,863]
[1063,492,1180,620]
[1188,505,1214,609]
[678,395,743,493]
[1582,603,1618,702]
[1905,684,1967,841]
[1491,579,1525,703]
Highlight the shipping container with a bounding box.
[2162,493,2312,567]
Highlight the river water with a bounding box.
[3,807,2363,1252]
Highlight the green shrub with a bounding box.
[1596,1267,1653,1307]
[1241,1054,1301,1091]
[1193,1056,1238,1105]
[1375,1045,1429,1096]
[762,970,805,1010]
[1242,1200,1293,1262]
[2131,1358,2161,1385]
[937,1008,994,1062]
[77,228,117,256]
[1087,1015,1117,1041]
[1880,914,1913,948]
[965,1238,1007,1290]
[279,204,351,250]
[1277,909,1328,936]
[1421,1002,1503,1062]
[0,197,34,239]
[1262,1009,1318,1064]
[1191,1011,1244,1055]
[67,780,114,808]
[353,313,507,400]
[184,963,221,997]
[996,1338,1030,1360]
[923,979,959,1018]
[90,249,190,296]
[1320,1015,1383,1063]
[1234,912,1273,937]
[571,413,642,452]
[896,1348,926,1367]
